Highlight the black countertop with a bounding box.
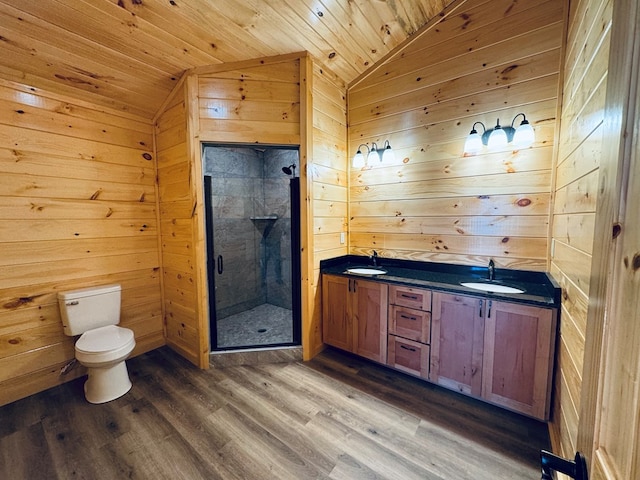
[320,255,561,308]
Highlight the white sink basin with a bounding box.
[460,282,524,294]
[346,267,387,275]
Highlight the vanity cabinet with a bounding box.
[387,285,431,379]
[321,268,558,420]
[431,291,557,419]
[322,274,388,363]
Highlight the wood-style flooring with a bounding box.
[0,346,549,479]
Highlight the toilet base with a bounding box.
[83,360,132,404]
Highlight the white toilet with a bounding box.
[58,284,136,404]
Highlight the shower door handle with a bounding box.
[217,255,223,274]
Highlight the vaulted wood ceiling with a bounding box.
[0,0,452,119]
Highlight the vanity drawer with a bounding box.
[389,285,431,310]
[388,336,430,379]
[389,306,430,344]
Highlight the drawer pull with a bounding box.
[400,345,417,352]
[400,293,418,300]
[399,314,417,321]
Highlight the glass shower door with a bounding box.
[203,145,300,350]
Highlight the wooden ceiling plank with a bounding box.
[292,0,378,69]
[0,37,161,117]
[248,0,360,79]
[109,0,240,65]
[348,0,408,45]
[314,0,393,68]
[0,22,171,102]
[351,0,562,92]
[4,0,204,72]
[0,2,179,91]
[177,0,282,57]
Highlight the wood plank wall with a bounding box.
[0,78,164,406]
[347,0,564,271]
[310,62,349,356]
[548,0,612,459]
[155,80,203,366]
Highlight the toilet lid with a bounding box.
[76,325,134,354]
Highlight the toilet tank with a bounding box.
[58,284,122,336]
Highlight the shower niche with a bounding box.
[202,145,301,350]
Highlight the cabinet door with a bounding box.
[353,279,388,363]
[431,292,484,396]
[482,301,556,420]
[322,275,352,351]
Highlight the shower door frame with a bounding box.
[202,145,302,351]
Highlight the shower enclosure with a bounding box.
[202,145,301,350]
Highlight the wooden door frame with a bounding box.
[577,0,640,467]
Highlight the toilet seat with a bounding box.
[75,325,135,365]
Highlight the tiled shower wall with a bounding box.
[202,146,297,318]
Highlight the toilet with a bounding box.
[58,284,136,404]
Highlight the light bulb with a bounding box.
[368,147,379,164]
[382,145,395,163]
[463,131,483,155]
[352,151,365,168]
[513,121,535,148]
[487,126,508,149]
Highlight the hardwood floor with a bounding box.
[0,346,549,479]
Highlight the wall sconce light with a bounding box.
[353,140,395,168]
[463,113,535,155]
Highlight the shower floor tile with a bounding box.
[216,303,293,348]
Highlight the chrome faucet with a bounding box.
[488,259,495,281]
[371,250,379,267]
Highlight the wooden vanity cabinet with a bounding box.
[322,274,388,363]
[387,285,431,379]
[322,273,557,420]
[431,291,557,420]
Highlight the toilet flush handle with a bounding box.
[66,301,79,306]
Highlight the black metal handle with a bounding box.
[540,450,588,480]
[400,293,418,300]
[217,255,223,274]
[400,345,416,352]
[400,314,417,321]
[479,299,483,317]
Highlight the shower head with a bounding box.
[282,164,296,176]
